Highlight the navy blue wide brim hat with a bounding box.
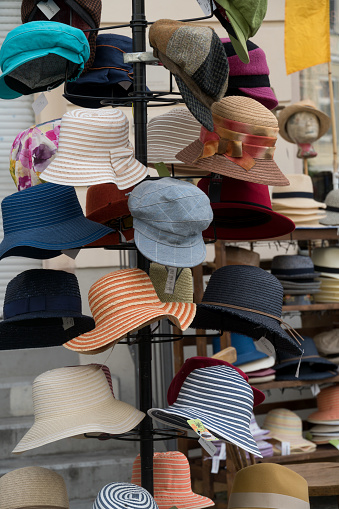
[231,332,268,366]
[0,183,113,260]
[275,364,338,381]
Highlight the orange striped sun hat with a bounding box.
[131,451,214,509]
[307,385,339,424]
[63,268,196,353]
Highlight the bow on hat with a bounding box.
[195,116,278,171]
[110,142,135,176]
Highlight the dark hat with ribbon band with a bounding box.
[271,255,319,280]
[190,265,303,355]
[0,269,95,350]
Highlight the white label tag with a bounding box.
[199,437,217,457]
[295,349,304,378]
[62,317,75,330]
[37,0,60,19]
[195,0,216,15]
[164,267,177,294]
[61,248,80,260]
[32,93,48,115]
[281,441,291,456]
[310,384,321,397]
[256,337,276,357]
[210,442,226,473]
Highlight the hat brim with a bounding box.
[307,414,339,425]
[63,302,196,352]
[84,229,134,248]
[154,491,214,509]
[0,215,112,260]
[148,406,262,457]
[272,198,326,209]
[176,140,290,186]
[267,433,315,449]
[273,272,320,280]
[232,347,268,367]
[148,163,210,177]
[320,212,339,225]
[248,374,276,383]
[234,356,275,373]
[310,424,339,433]
[315,272,339,280]
[278,104,331,143]
[238,87,278,111]
[202,203,295,241]
[134,229,207,269]
[190,304,301,355]
[12,398,145,454]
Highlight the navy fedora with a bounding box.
[0,182,113,260]
[94,483,159,509]
[0,269,95,349]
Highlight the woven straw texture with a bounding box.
[308,385,339,423]
[212,96,277,127]
[271,174,326,209]
[132,451,214,509]
[0,466,69,509]
[94,483,158,509]
[13,365,145,453]
[312,247,339,280]
[263,409,316,452]
[271,255,319,280]
[320,189,339,225]
[41,109,148,189]
[149,263,193,303]
[63,269,196,353]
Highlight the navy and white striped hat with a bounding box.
[148,365,262,457]
[94,483,158,509]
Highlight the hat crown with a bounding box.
[149,263,193,303]
[277,335,319,363]
[272,174,315,197]
[316,385,339,411]
[86,183,132,222]
[94,482,158,509]
[325,189,339,207]
[32,365,114,420]
[88,269,162,324]
[312,246,339,270]
[264,408,302,437]
[231,333,261,356]
[211,96,277,128]
[1,183,83,234]
[271,254,315,271]
[202,265,283,318]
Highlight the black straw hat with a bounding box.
[0,269,95,350]
[190,265,302,354]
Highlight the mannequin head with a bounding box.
[286,111,320,158]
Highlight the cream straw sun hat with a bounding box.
[63,268,196,353]
[41,109,148,190]
[271,174,326,209]
[13,365,145,454]
[0,466,69,509]
[149,263,193,303]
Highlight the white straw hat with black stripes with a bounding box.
[93,483,158,509]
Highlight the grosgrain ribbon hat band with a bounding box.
[272,192,314,199]
[314,265,339,274]
[326,205,339,213]
[228,492,310,509]
[4,295,81,319]
[202,302,304,346]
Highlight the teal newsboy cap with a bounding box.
[0,21,90,99]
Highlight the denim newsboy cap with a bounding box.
[128,177,213,268]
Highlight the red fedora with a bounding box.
[84,183,134,247]
[198,175,295,241]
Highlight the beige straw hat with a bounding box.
[12,365,145,454]
[271,174,326,209]
[149,263,193,303]
[312,247,339,280]
[278,99,331,143]
[0,466,69,509]
[176,96,289,186]
[41,109,148,190]
[147,108,209,176]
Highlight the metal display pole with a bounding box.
[131,0,154,495]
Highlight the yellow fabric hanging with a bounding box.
[285,0,330,75]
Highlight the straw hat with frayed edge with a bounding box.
[0,466,69,509]
[149,365,262,457]
[132,451,214,509]
[190,265,302,355]
[320,189,339,225]
[63,268,196,353]
[0,182,112,260]
[94,483,159,509]
[149,263,193,303]
[0,269,94,350]
[272,174,326,209]
[312,246,339,280]
[147,107,209,176]
[278,99,331,144]
[176,96,289,186]
[41,109,148,190]
[149,20,229,132]
[271,255,319,280]
[228,463,310,509]
[12,365,145,454]
[84,183,134,247]
[213,0,267,64]
[198,175,295,241]
[263,408,316,453]
[307,385,339,425]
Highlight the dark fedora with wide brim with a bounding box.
[198,175,295,240]
[0,269,94,350]
[190,265,302,355]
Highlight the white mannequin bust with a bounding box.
[286,111,320,158]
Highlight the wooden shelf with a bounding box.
[252,374,339,391]
[282,303,339,312]
[258,444,339,464]
[268,227,338,242]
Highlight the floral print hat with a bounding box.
[10,119,61,191]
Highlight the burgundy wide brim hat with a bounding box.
[167,356,265,407]
[198,175,295,241]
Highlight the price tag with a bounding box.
[187,418,217,440]
[32,93,48,115]
[295,349,304,378]
[195,0,216,15]
[37,0,60,19]
[199,437,217,457]
[256,337,276,357]
[164,267,177,294]
[61,248,80,260]
[62,317,75,330]
[153,162,171,177]
[211,442,226,473]
[329,439,339,450]
[281,441,291,456]
[310,384,321,397]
